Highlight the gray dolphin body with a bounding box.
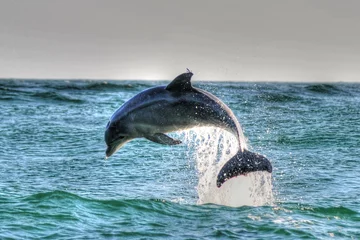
[105,71,272,187]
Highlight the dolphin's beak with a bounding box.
[105,137,131,158]
[104,126,132,158]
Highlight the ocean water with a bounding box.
[0,79,359,239]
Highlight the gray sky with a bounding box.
[1,0,360,81]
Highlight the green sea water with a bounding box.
[0,79,359,239]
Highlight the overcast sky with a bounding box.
[1,0,360,81]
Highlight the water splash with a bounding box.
[180,127,273,207]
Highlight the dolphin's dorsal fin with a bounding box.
[166,69,194,92]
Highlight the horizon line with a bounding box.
[0,77,359,84]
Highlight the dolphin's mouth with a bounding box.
[112,135,125,143]
[105,136,130,158]
[105,144,119,158]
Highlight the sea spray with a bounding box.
[180,127,273,207]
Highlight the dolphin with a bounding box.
[105,70,272,187]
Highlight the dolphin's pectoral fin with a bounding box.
[145,133,182,145]
[216,150,272,188]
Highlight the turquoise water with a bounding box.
[0,79,359,239]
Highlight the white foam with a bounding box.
[181,127,274,207]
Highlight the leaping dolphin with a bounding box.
[105,70,272,187]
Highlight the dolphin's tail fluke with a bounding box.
[216,150,272,188]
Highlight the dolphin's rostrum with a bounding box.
[105,70,272,187]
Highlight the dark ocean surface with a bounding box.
[0,79,359,239]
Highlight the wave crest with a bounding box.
[305,84,341,94]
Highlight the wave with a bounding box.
[24,190,86,202]
[78,81,155,91]
[0,96,16,101]
[22,190,190,214]
[311,206,359,216]
[31,91,84,103]
[0,81,84,103]
[21,190,266,214]
[32,80,156,91]
[258,92,302,103]
[0,92,83,103]
[305,84,342,94]
[279,203,359,217]
[17,190,224,224]
[0,79,157,92]
[2,191,358,239]
[0,80,163,103]
[44,81,154,91]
